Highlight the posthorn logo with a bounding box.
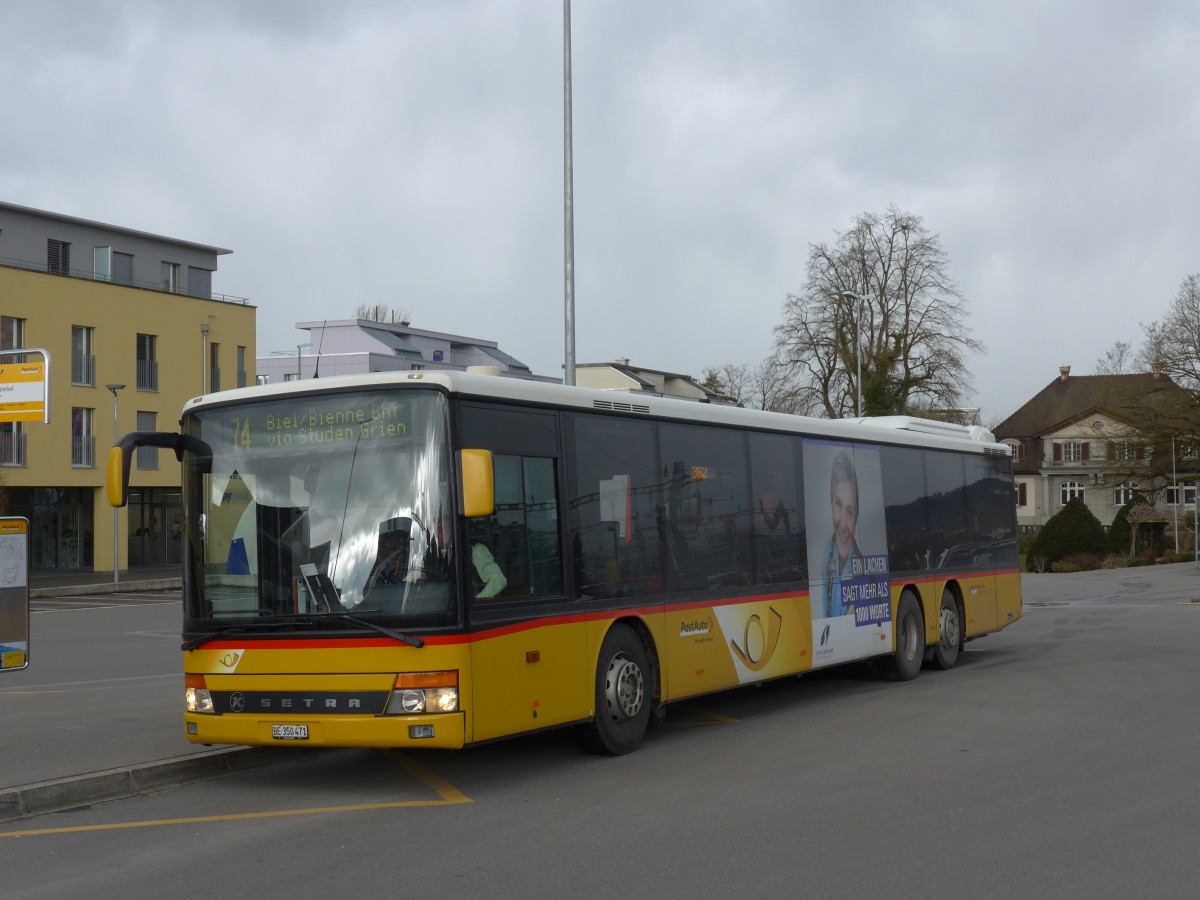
[819,624,831,646]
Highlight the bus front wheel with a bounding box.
[880,590,924,682]
[574,624,653,756]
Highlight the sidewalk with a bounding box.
[3,563,292,823]
[28,565,183,598]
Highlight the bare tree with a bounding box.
[774,207,983,418]
[1094,339,1136,375]
[354,304,411,325]
[702,357,811,414]
[1138,274,1200,390]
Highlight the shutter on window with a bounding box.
[48,239,70,274]
[112,252,133,285]
[1052,443,1062,461]
[188,267,212,298]
[1107,441,1115,461]
[1082,442,1090,461]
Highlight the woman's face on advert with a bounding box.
[831,476,858,562]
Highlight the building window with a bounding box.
[71,325,95,386]
[209,342,220,392]
[48,239,71,275]
[1060,481,1085,505]
[136,411,158,469]
[160,261,179,292]
[137,333,159,391]
[1166,485,1197,506]
[71,407,95,467]
[187,266,212,298]
[236,346,247,388]
[1114,483,1139,507]
[112,251,133,285]
[0,423,26,467]
[1180,441,1197,461]
[0,315,25,363]
[94,246,111,281]
[1109,440,1145,462]
[1016,482,1028,507]
[1054,441,1088,463]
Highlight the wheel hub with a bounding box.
[604,654,644,722]
[941,604,960,648]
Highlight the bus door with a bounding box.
[459,404,585,742]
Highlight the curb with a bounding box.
[0,746,316,823]
[30,578,182,599]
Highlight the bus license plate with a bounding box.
[271,724,309,741]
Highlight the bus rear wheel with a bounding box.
[879,590,924,682]
[574,623,653,756]
[929,588,962,670]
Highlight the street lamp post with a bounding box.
[840,292,866,417]
[106,383,125,585]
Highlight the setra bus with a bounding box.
[107,369,1021,755]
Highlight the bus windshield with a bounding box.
[180,389,457,631]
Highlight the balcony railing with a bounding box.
[72,354,96,386]
[0,255,251,305]
[137,359,159,391]
[0,431,27,466]
[72,435,96,468]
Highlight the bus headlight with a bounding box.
[386,672,459,715]
[185,674,214,714]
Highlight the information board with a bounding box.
[0,517,30,672]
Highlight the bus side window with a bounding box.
[748,432,807,585]
[460,405,564,602]
[469,454,563,601]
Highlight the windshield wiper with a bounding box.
[182,612,425,651]
[296,611,425,648]
[182,620,295,651]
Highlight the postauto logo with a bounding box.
[819,624,831,647]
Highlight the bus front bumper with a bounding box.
[184,712,467,749]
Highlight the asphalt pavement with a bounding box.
[4,565,301,822]
[4,562,1200,824]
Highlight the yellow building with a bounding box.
[0,201,255,574]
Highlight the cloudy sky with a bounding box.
[2,0,1197,423]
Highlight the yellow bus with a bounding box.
[108,369,1021,755]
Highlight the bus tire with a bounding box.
[879,590,924,682]
[574,624,653,756]
[929,587,962,670]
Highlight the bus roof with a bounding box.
[185,369,1008,456]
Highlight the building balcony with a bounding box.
[137,359,159,392]
[0,431,27,466]
[0,254,250,305]
[72,435,96,468]
[72,354,96,386]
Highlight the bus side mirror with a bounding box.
[459,449,495,518]
[107,432,213,508]
[107,443,135,508]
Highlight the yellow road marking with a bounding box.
[0,751,471,839]
[665,704,741,726]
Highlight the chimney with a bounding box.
[615,357,630,366]
[1059,365,1071,382]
